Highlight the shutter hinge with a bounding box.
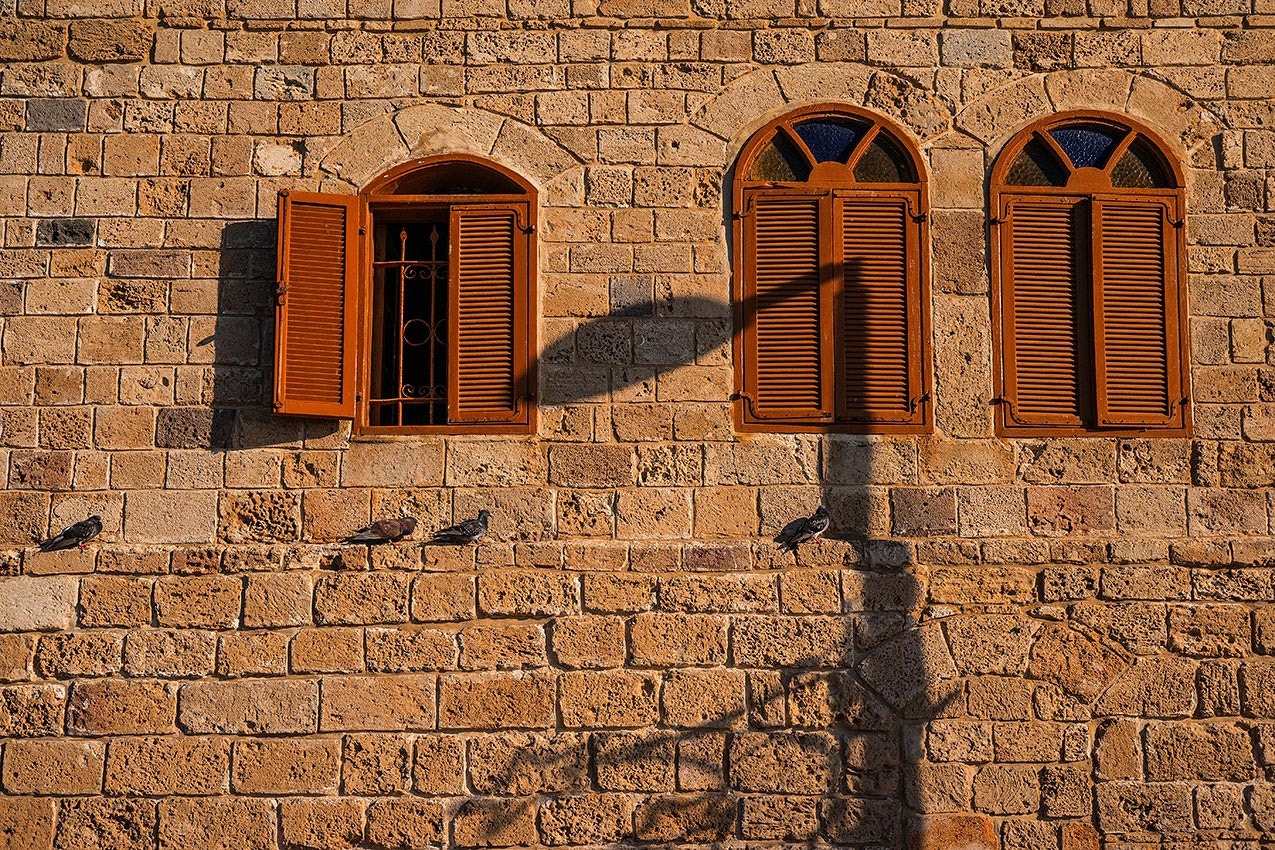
[912,211,927,223]
[273,401,283,411]
[355,392,362,402]
[988,216,1003,226]
[275,282,290,304]
[1170,219,1184,229]
[991,396,1028,426]
[909,392,931,412]
[358,227,366,235]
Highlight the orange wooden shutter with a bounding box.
[1092,196,1184,428]
[836,194,922,424]
[274,191,360,418]
[1000,196,1087,426]
[448,203,529,425]
[741,191,832,423]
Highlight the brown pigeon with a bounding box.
[344,516,417,545]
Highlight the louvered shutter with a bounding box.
[1092,196,1184,428]
[448,203,529,425]
[741,191,833,423]
[274,191,360,418]
[836,195,922,424]
[1000,196,1088,426]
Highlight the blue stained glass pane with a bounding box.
[793,119,861,164]
[1049,125,1124,171]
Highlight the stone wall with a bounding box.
[1,0,1275,847]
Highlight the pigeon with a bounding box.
[430,510,491,546]
[344,516,417,545]
[773,505,830,553]
[39,516,103,552]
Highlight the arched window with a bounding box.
[273,156,536,434]
[991,112,1189,435]
[732,105,930,433]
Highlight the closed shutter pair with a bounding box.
[273,191,530,427]
[738,190,925,428]
[999,194,1185,430]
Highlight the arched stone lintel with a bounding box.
[689,62,954,170]
[314,103,583,199]
[954,69,1224,164]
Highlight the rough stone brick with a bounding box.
[630,613,726,667]
[0,576,79,632]
[728,731,837,794]
[1095,781,1193,833]
[662,668,744,728]
[595,730,676,791]
[477,571,577,617]
[232,738,339,794]
[2,739,105,795]
[1168,604,1251,657]
[291,628,364,674]
[1027,624,1127,703]
[280,798,365,850]
[559,670,658,728]
[411,573,475,622]
[970,763,1039,815]
[412,736,465,795]
[469,732,587,795]
[319,674,435,732]
[68,19,151,63]
[341,733,411,796]
[104,735,229,796]
[365,798,444,849]
[367,627,458,672]
[314,572,411,626]
[55,799,156,850]
[633,793,735,843]
[157,798,276,850]
[243,573,313,628]
[36,631,122,678]
[179,678,318,734]
[906,814,996,850]
[453,797,538,848]
[154,575,241,629]
[67,679,173,735]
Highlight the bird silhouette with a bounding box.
[344,516,417,545]
[431,510,491,546]
[40,516,103,552]
[773,505,830,553]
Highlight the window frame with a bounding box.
[354,156,538,436]
[989,110,1190,438]
[730,103,933,435]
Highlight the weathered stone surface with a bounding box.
[1027,625,1127,703]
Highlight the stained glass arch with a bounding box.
[993,111,1182,192]
[735,104,925,188]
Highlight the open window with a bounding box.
[732,104,931,434]
[991,112,1189,436]
[273,156,536,434]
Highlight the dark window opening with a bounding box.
[370,218,449,427]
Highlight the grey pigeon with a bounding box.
[774,505,830,553]
[344,516,417,545]
[40,515,102,552]
[431,510,491,545]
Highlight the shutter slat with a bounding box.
[1003,199,1085,425]
[274,191,359,417]
[837,197,919,423]
[743,194,831,421]
[1094,199,1181,426]
[448,204,529,425]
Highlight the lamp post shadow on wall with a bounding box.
[208,216,948,848]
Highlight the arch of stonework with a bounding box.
[312,102,584,200]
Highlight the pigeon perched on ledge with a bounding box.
[774,505,830,553]
[39,516,102,552]
[344,516,417,545]
[430,510,491,546]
